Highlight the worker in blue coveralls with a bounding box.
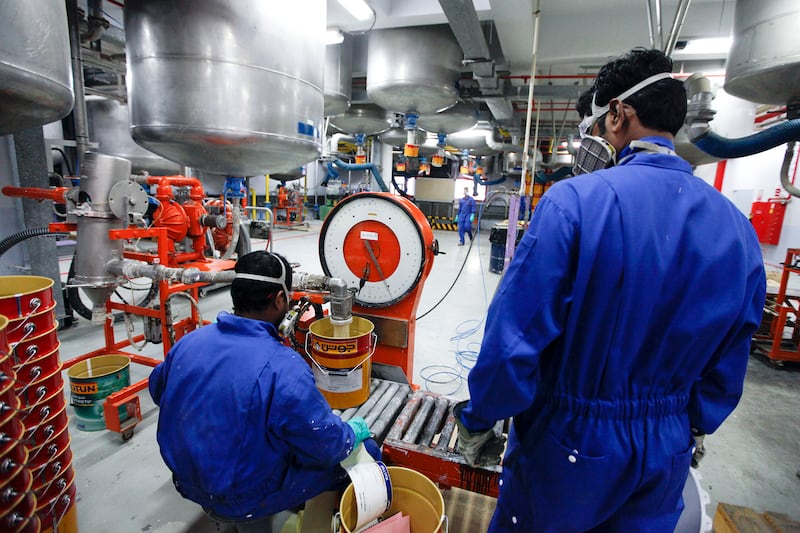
[149,251,378,532]
[454,48,766,532]
[457,186,476,246]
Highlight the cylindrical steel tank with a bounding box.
[74,153,129,322]
[325,35,353,117]
[447,123,496,156]
[418,102,479,135]
[87,99,182,175]
[725,0,800,105]
[125,0,325,176]
[0,0,74,135]
[367,26,462,114]
[330,104,393,135]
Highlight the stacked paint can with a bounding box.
[1,315,40,532]
[0,276,78,532]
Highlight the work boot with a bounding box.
[457,242,464,246]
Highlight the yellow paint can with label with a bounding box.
[67,354,131,431]
[307,316,376,409]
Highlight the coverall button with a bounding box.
[499,479,503,486]
[568,454,577,463]
[512,516,518,524]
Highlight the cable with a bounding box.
[0,228,69,258]
[51,147,74,176]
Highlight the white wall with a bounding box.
[693,87,799,279]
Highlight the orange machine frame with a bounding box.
[752,248,800,366]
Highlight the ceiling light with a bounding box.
[678,37,733,55]
[337,0,373,22]
[326,29,344,45]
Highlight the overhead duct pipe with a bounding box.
[686,74,800,159]
[664,0,692,56]
[67,0,90,173]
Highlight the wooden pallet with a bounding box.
[714,503,800,533]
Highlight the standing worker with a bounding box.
[149,251,376,531]
[457,186,476,246]
[455,48,766,531]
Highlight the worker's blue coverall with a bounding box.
[149,312,360,521]
[461,137,766,532]
[458,194,477,244]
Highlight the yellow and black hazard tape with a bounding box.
[427,216,458,231]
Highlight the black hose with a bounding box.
[0,227,69,258]
[51,147,74,176]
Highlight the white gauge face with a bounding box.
[320,194,426,307]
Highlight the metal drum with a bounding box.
[126,0,326,176]
[418,102,479,135]
[0,0,74,136]
[367,26,463,114]
[725,0,800,105]
[325,35,353,117]
[330,104,393,135]
[0,277,54,320]
[87,99,182,176]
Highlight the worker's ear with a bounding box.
[608,99,631,135]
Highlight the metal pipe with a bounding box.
[402,395,434,444]
[664,0,692,56]
[353,381,391,420]
[363,383,400,426]
[66,0,90,174]
[519,0,542,199]
[434,411,457,452]
[106,258,237,285]
[328,277,353,325]
[387,392,422,441]
[780,143,800,198]
[646,0,656,48]
[654,0,664,50]
[369,386,411,440]
[418,397,449,447]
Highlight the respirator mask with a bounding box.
[573,72,674,176]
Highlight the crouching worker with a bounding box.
[149,251,378,531]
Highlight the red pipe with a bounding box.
[713,160,727,192]
[1,186,68,204]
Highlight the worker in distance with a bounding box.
[454,48,766,532]
[149,251,378,531]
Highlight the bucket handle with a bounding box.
[8,321,37,352]
[304,332,378,376]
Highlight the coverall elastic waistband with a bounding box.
[543,390,689,419]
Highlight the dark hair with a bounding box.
[231,251,293,314]
[592,48,686,135]
[576,88,594,118]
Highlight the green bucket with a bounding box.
[68,354,131,431]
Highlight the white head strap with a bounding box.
[234,260,290,298]
[590,72,674,119]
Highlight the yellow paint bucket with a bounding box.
[339,466,446,533]
[306,316,376,409]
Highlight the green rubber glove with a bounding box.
[470,213,475,223]
[453,401,506,467]
[347,416,371,447]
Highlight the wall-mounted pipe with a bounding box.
[780,142,800,198]
[333,159,389,192]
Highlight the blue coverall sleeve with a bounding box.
[148,361,165,406]
[462,194,576,432]
[688,262,766,434]
[273,367,356,468]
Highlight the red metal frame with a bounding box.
[61,226,236,436]
[752,248,800,365]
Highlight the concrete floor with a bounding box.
[52,218,800,532]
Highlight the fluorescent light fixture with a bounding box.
[325,29,344,45]
[678,37,733,55]
[337,0,373,22]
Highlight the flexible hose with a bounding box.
[692,119,800,159]
[0,227,69,258]
[333,159,389,192]
[322,162,339,187]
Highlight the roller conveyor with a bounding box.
[334,378,507,498]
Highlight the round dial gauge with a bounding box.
[319,193,427,308]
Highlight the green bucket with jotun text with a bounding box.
[67,354,131,431]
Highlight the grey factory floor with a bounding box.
[51,217,800,532]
